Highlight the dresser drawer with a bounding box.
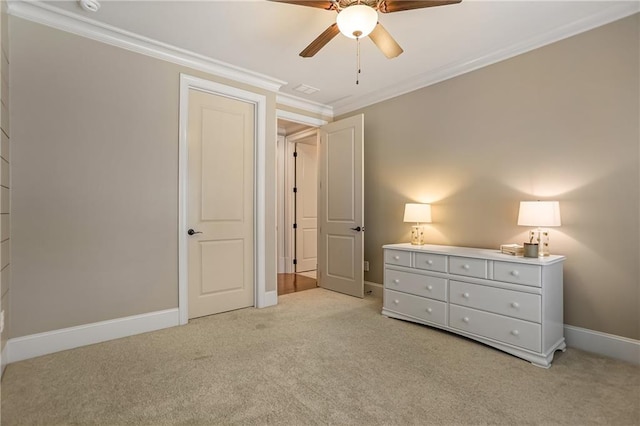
[449,305,541,352]
[384,289,447,326]
[494,261,541,287]
[449,280,541,323]
[449,256,487,279]
[414,252,447,273]
[385,249,411,267]
[386,269,447,301]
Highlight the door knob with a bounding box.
[187,229,202,236]
[350,226,363,232]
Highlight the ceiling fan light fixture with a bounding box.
[336,4,378,39]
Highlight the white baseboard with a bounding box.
[278,257,286,274]
[1,343,7,377]
[564,324,639,365]
[365,281,383,298]
[263,290,278,308]
[4,297,636,367]
[7,308,180,364]
[5,295,279,366]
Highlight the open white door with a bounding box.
[318,114,364,298]
[295,141,318,272]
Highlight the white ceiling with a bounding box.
[14,0,640,116]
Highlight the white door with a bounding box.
[187,88,254,319]
[295,141,318,272]
[318,114,364,298]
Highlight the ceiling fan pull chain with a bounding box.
[356,36,361,85]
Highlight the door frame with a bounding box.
[276,110,328,275]
[285,128,318,274]
[178,74,267,325]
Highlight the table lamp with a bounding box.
[517,201,561,256]
[404,203,432,245]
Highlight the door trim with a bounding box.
[277,109,328,128]
[276,110,327,274]
[284,128,318,274]
[179,74,268,325]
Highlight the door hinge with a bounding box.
[293,223,297,229]
[293,187,297,193]
[293,259,297,265]
[293,151,298,158]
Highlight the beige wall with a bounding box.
[0,0,10,357]
[348,14,639,340]
[10,17,277,337]
[7,11,639,342]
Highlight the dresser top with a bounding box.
[383,243,566,265]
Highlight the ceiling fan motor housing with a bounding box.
[336,4,379,39]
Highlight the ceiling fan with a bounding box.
[271,0,462,59]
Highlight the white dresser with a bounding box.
[382,243,566,368]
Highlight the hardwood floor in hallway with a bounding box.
[277,273,317,295]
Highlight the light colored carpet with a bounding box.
[1,288,638,425]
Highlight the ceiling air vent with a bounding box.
[293,84,319,95]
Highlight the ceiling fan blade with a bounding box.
[368,23,403,59]
[379,0,462,13]
[300,23,340,57]
[269,0,336,11]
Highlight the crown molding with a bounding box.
[276,92,333,118]
[7,0,287,93]
[9,1,637,118]
[332,1,640,116]
[276,109,328,127]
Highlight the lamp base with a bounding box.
[410,225,425,245]
[529,229,551,256]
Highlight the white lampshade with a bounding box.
[404,203,432,224]
[517,201,561,227]
[336,4,378,39]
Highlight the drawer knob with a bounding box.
[462,317,470,323]
[511,330,520,336]
[393,255,400,260]
[393,279,400,284]
[426,308,433,313]
[427,260,433,265]
[426,285,433,291]
[511,270,520,277]
[462,292,470,298]
[393,299,399,305]
[462,264,470,270]
[511,302,520,309]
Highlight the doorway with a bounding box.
[178,74,270,325]
[276,113,365,299]
[277,120,319,295]
[186,88,255,319]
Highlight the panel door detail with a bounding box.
[295,142,318,272]
[318,114,364,298]
[187,88,254,319]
